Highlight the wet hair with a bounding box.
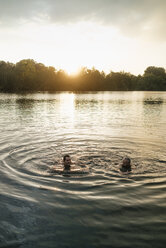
[63,154,70,162]
[123,157,131,163]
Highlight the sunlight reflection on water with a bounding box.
[0,91,166,248]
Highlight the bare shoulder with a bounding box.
[49,166,64,173]
[119,164,122,169]
[66,165,89,174]
[50,165,89,174]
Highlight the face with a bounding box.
[64,156,71,167]
[123,158,130,166]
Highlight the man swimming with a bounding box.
[63,154,72,170]
[119,157,131,173]
[51,154,72,172]
[52,154,88,174]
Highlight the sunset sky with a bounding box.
[0,0,166,75]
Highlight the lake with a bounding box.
[0,91,166,248]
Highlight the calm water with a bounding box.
[0,91,166,248]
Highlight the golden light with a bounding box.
[59,93,75,125]
[1,21,133,75]
[1,20,165,76]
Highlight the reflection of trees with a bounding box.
[143,98,163,130]
[16,98,35,109]
[15,97,35,123]
[144,98,163,105]
[75,99,99,110]
[0,59,166,92]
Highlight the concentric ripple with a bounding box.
[0,92,166,248]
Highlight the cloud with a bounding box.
[0,0,166,39]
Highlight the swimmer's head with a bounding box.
[122,157,131,167]
[63,154,71,169]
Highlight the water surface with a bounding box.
[0,91,166,248]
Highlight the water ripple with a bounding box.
[0,92,166,248]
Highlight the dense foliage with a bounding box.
[0,59,166,92]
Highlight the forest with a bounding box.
[0,59,166,92]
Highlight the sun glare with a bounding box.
[2,20,165,76]
[57,63,80,75]
[59,93,75,122]
[5,21,126,75]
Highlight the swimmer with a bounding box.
[63,154,72,170]
[52,155,88,174]
[119,157,131,173]
[52,154,72,171]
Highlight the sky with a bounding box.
[0,0,166,75]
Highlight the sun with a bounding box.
[60,63,80,75]
[26,21,138,76]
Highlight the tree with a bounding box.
[15,59,36,90]
[143,66,166,90]
[0,61,15,91]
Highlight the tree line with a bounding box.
[0,59,166,92]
